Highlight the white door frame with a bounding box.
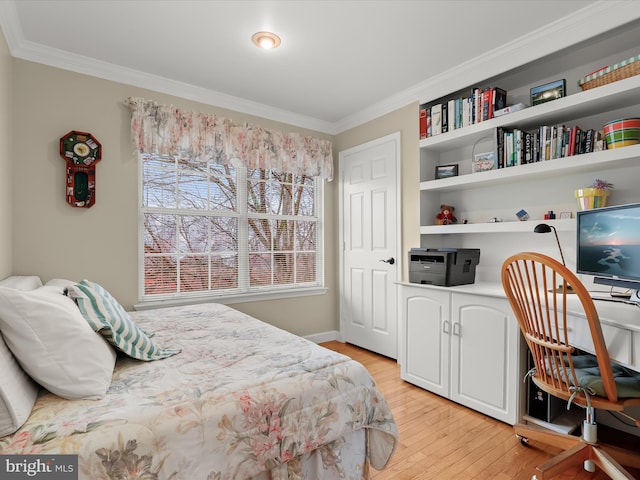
[338,131,402,355]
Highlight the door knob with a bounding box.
[380,257,395,265]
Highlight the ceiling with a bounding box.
[0,0,607,134]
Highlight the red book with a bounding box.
[570,126,581,156]
[419,107,427,139]
[482,88,493,121]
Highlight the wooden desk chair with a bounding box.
[501,252,640,479]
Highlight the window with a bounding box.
[140,154,323,302]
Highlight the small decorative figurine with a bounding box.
[436,204,457,225]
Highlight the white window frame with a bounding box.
[135,155,326,311]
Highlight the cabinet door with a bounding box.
[450,294,520,425]
[400,286,450,397]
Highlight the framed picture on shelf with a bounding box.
[530,79,566,106]
[472,152,497,173]
[435,164,459,179]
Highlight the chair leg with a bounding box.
[590,447,637,480]
[534,442,590,479]
[599,443,640,470]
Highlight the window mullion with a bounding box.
[237,167,249,289]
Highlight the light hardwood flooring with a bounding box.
[320,341,640,480]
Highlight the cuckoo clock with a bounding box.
[59,131,102,208]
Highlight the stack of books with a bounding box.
[419,86,507,139]
[494,125,604,168]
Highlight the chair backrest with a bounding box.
[501,252,618,403]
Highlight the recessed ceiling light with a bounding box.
[252,31,281,50]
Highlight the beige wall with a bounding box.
[10,59,338,337]
[334,103,420,283]
[0,28,12,278]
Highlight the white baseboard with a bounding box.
[304,330,342,344]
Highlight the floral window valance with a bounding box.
[125,97,334,180]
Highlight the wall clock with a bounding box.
[59,130,102,208]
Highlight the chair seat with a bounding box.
[571,354,640,398]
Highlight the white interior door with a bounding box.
[339,132,400,359]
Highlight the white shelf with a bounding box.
[523,410,583,435]
[420,218,575,235]
[419,74,640,153]
[419,143,640,193]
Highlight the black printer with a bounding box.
[408,248,480,286]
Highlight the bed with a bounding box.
[0,277,397,479]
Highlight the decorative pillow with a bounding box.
[0,275,43,291]
[0,331,39,436]
[0,286,116,400]
[72,280,180,361]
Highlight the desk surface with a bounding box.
[398,281,640,332]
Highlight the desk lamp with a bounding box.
[534,223,575,293]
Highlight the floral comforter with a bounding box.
[0,303,397,479]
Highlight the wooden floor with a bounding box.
[320,341,640,480]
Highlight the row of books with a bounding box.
[419,86,507,138]
[494,124,604,168]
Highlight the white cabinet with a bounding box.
[400,286,450,397]
[399,284,522,425]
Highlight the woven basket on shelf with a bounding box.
[578,54,640,91]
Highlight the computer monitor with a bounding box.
[576,202,640,304]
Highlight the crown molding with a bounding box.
[2,1,639,136]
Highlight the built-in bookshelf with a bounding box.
[418,47,640,235]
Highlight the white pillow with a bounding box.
[44,278,77,290]
[0,331,39,436]
[0,286,116,400]
[0,276,43,291]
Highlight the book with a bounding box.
[473,88,482,124]
[515,129,523,165]
[482,88,492,121]
[524,131,532,164]
[448,99,456,132]
[462,97,472,127]
[494,127,505,169]
[569,126,580,156]
[492,87,508,113]
[441,102,448,133]
[585,129,595,153]
[505,131,514,167]
[419,107,427,139]
[494,103,528,117]
[431,104,442,135]
[455,98,463,130]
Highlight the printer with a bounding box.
[409,248,480,286]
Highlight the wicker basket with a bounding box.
[578,54,640,91]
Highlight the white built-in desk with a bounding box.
[397,281,640,428]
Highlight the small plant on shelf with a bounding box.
[590,179,614,191]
